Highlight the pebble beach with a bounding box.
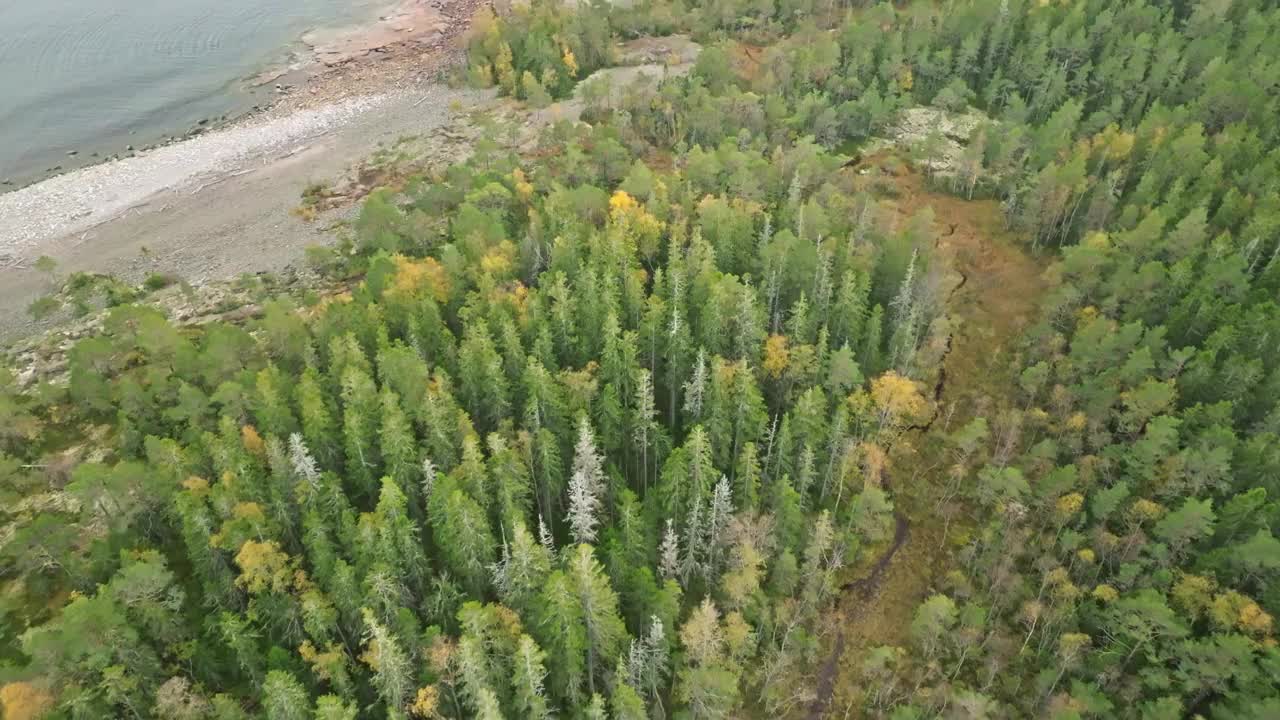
[0,0,486,339]
[0,0,477,263]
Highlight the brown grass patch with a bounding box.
[815,159,1051,717]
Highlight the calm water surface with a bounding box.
[0,0,392,185]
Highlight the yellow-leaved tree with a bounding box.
[871,371,929,433]
[0,682,53,720]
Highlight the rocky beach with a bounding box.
[0,0,486,340]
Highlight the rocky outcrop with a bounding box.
[302,0,453,67]
[867,106,993,176]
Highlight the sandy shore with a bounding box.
[0,0,486,341]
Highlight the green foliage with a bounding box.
[1,84,926,714]
[26,294,61,320]
[143,272,179,292]
[466,0,612,101]
[7,0,1280,718]
[846,0,1280,715]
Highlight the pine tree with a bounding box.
[683,348,710,424]
[547,272,581,367]
[826,342,863,397]
[254,365,298,439]
[887,249,920,373]
[719,360,767,470]
[296,367,339,467]
[475,688,505,720]
[611,680,648,720]
[428,474,495,596]
[378,388,419,506]
[538,514,556,553]
[360,609,413,714]
[262,670,310,720]
[368,477,430,599]
[456,602,522,711]
[326,333,373,393]
[567,416,606,545]
[766,414,796,487]
[732,283,764,365]
[458,320,511,432]
[339,365,381,498]
[812,249,834,322]
[632,368,659,492]
[666,264,695,429]
[521,356,568,442]
[453,436,491,510]
[584,694,608,720]
[734,442,762,511]
[568,544,629,698]
[702,477,733,584]
[491,521,552,614]
[861,304,885,374]
[786,293,813,346]
[532,427,565,528]
[218,611,263,684]
[488,433,533,533]
[495,315,526,383]
[794,445,816,509]
[512,635,553,719]
[831,270,869,350]
[659,519,681,582]
[534,570,588,705]
[313,695,358,720]
[600,313,637,411]
[681,501,704,586]
[820,402,850,506]
[418,373,465,471]
[597,382,626,463]
[800,511,842,614]
[626,616,670,709]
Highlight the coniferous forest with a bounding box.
[3,0,1280,718]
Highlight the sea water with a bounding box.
[0,0,393,187]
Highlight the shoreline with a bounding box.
[0,0,488,342]
[0,0,481,262]
[0,31,704,347]
[0,0,469,195]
